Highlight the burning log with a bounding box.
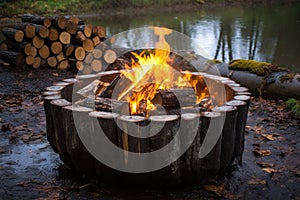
[152,87,197,108]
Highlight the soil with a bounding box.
[0,64,299,200]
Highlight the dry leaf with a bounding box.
[262,167,278,174]
[203,183,225,196]
[256,162,274,168]
[253,147,272,156]
[259,134,276,141]
[247,179,266,185]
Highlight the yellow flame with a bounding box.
[119,27,207,116]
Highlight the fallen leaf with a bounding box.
[52,73,59,77]
[262,167,278,174]
[247,178,266,185]
[256,162,274,168]
[203,183,225,196]
[9,132,18,141]
[0,147,8,154]
[253,147,272,156]
[259,134,276,141]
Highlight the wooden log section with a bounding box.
[14,23,36,38]
[50,99,74,168]
[2,28,24,42]
[58,60,70,70]
[91,59,102,72]
[0,40,28,54]
[78,24,93,38]
[95,97,129,114]
[199,111,224,177]
[21,14,51,28]
[92,26,106,38]
[83,39,94,52]
[84,53,93,64]
[148,115,181,182]
[226,100,248,165]
[56,82,74,101]
[74,46,85,61]
[93,48,102,59]
[36,25,49,38]
[52,15,67,30]
[63,44,75,57]
[89,111,121,181]
[47,56,58,68]
[65,15,80,25]
[62,105,95,172]
[25,55,35,65]
[38,45,50,59]
[104,49,117,64]
[32,56,42,69]
[32,35,44,49]
[151,87,196,108]
[43,94,62,153]
[76,61,84,71]
[51,41,63,55]
[212,105,237,172]
[59,31,71,45]
[66,20,78,34]
[56,52,66,63]
[48,27,59,41]
[92,36,101,47]
[24,43,37,57]
[74,31,86,44]
[0,50,24,67]
[234,95,251,108]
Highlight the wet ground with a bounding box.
[0,64,299,200]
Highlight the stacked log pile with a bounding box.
[0,14,116,72]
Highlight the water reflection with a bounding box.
[85,3,300,72]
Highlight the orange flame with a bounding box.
[118,27,205,116]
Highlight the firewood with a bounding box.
[83,39,94,52]
[78,24,93,38]
[152,87,197,108]
[91,59,102,72]
[74,46,85,61]
[32,35,44,48]
[51,41,63,55]
[92,26,105,38]
[59,31,71,45]
[0,41,8,51]
[103,49,117,64]
[92,36,101,47]
[58,59,70,70]
[38,44,50,59]
[63,44,75,57]
[56,52,67,62]
[74,31,86,44]
[66,20,78,34]
[32,56,42,69]
[25,55,35,65]
[93,48,102,59]
[76,61,84,71]
[14,22,36,38]
[35,25,49,38]
[24,43,37,57]
[47,56,58,68]
[84,53,93,64]
[82,64,92,74]
[0,39,28,53]
[52,15,67,30]
[2,28,24,42]
[65,15,80,25]
[48,27,59,41]
[21,14,51,28]
[0,50,24,67]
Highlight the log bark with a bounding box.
[21,14,51,28]
[226,100,248,165]
[2,28,24,42]
[212,105,237,172]
[0,50,24,67]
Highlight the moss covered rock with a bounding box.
[286,98,300,118]
[229,59,288,76]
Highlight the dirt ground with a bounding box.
[0,64,299,200]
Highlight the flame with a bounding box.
[118,27,207,116]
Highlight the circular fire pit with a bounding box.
[43,68,250,185]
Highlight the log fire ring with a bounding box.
[43,66,250,186]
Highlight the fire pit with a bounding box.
[43,27,250,185]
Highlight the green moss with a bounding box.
[208,59,222,64]
[286,98,300,118]
[229,59,288,76]
[279,74,294,83]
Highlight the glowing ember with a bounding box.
[117,27,208,116]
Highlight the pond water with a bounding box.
[85,2,300,73]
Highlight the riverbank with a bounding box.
[0,0,297,18]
